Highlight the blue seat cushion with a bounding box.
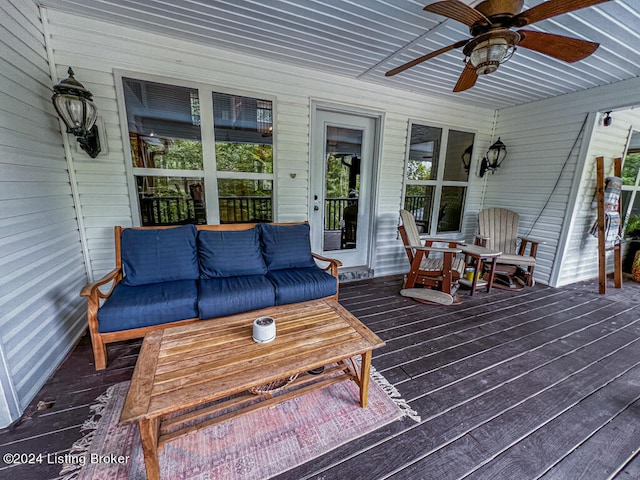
[121,225,199,286]
[267,267,337,305]
[260,223,316,271]
[198,276,275,319]
[97,280,198,333]
[198,228,267,278]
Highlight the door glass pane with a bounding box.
[443,130,474,181]
[217,179,272,223]
[137,176,206,226]
[408,125,441,181]
[437,186,466,233]
[324,126,362,251]
[404,185,434,233]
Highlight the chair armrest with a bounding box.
[517,236,544,258]
[421,237,465,248]
[519,236,545,246]
[474,234,490,247]
[312,252,342,278]
[406,245,462,254]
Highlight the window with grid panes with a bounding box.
[403,123,474,234]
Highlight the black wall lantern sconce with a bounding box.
[461,144,473,173]
[479,137,507,177]
[52,67,101,158]
[603,111,612,127]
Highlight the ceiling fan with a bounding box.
[385,0,611,92]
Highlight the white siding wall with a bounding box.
[0,0,88,427]
[494,77,640,286]
[43,8,496,281]
[556,108,640,286]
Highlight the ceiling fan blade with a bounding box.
[423,0,491,27]
[385,39,470,77]
[517,30,600,62]
[453,62,478,92]
[513,0,612,27]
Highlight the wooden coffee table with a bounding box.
[119,298,385,480]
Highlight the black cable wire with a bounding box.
[525,113,590,237]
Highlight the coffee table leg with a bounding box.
[139,417,161,480]
[359,351,372,408]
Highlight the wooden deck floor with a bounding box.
[2,275,640,480]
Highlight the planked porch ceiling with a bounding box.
[37,0,640,109]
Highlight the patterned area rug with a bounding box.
[60,366,419,480]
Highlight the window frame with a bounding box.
[402,120,475,236]
[114,70,277,226]
[621,131,640,225]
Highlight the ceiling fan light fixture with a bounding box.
[469,37,514,75]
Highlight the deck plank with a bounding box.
[2,276,640,480]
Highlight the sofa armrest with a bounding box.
[80,267,122,299]
[80,267,122,370]
[312,252,342,279]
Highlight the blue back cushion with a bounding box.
[198,228,267,278]
[260,223,316,271]
[121,225,199,286]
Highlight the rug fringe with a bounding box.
[369,365,421,423]
[57,384,119,480]
[58,363,419,479]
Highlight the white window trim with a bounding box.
[113,69,277,226]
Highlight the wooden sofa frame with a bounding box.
[80,222,341,370]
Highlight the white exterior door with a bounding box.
[310,108,377,268]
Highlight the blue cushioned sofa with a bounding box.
[80,222,341,370]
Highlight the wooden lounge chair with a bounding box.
[476,208,543,288]
[398,210,465,305]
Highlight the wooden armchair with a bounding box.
[476,208,543,288]
[398,210,466,305]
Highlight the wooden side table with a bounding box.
[457,244,501,295]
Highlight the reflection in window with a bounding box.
[137,176,205,226]
[213,92,273,222]
[123,77,276,226]
[407,125,441,181]
[123,78,206,226]
[218,179,272,223]
[404,123,473,234]
[438,186,466,232]
[404,185,434,233]
[324,126,363,250]
[444,130,474,182]
[622,131,640,224]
